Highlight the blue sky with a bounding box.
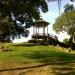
[13,0,75,43]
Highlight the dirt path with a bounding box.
[0,62,75,75]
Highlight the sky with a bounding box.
[13,0,75,43]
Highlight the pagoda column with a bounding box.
[47,26,48,35]
[36,27,37,35]
[38,27,39,35]
[43,26,45,35]
[35,22,37,35]
[33,26,35,35]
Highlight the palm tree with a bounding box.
[64,3,74,12]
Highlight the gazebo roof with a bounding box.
[34,18,49,27]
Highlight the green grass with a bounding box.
[0,43,75,75]
[0,43,75,64]
[0,43,75,65]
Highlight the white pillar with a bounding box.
[33,26,34,35]
[38,27,39,35]
[43,26,45,35]
[47,26,48,35]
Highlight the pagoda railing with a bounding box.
[33,33,48,36]
[32,33,48,39]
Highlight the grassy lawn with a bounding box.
[0,43,75,69]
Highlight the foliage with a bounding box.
[53,10,75,35]
[0,0,49,42]
[53,3,75,46]
[63,38,69,44]
[64,3,74,12]
[0,0,74,42]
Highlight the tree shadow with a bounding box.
[20,50,75,75]
[51,64,75,75]
[13,43,36,47]
[21,50,75,64]
[0,47,75,75]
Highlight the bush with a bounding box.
[28,39,37,44]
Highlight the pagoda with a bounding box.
[32,18,49,45]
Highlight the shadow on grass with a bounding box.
[1,47,75,75]
[20,50,75,75]
[51,64,75,75]
[21,50,75,64]
[13,43,36,47]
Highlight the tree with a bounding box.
[53,4,75,43]
[63,38,69,44]
[0,0,50,42]
[64,3,74,12]
[53,10,75,33]
[0,0,62,42]
[0,0,74,42]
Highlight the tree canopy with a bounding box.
[0,0,74,42]
[0,0,50,42]
[53,4,75,36]
[64,3,74,12]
